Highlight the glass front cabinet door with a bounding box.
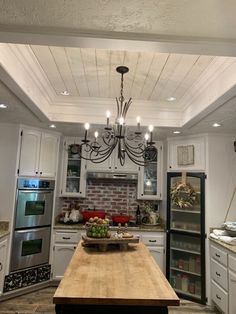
[137,142,163,200]
[60,138,86,197]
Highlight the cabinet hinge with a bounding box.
[20,130,23,136]
[53,245,55,251]
[51,272,53,279]
[204,174,207,179]
[17,169,19,175]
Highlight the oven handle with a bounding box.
[15,227,50,233]
[18,190,53,193]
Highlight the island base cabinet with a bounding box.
[55,304,169,314]
[229,270,236,314]
[53,244,76,280]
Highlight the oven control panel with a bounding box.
[17,178,55,190]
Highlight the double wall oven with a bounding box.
[11,178,55,272]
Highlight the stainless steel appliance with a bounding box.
[11,227,51,272]
[11,178,55,272]
[15,178,54,229]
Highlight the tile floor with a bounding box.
[0,287,219,314]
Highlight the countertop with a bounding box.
[209,237,236,254]
[53,242,179,306]
[0,221,10,240]
[54,222,165,232]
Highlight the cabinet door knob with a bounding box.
[0,262,2,271]
[40,171,42,175]
[216,294,221,300]
[35,171,38,174]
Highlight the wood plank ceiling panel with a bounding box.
[131,52,155,100]
[158,54,200,102]
[49,46,78,96]
[173,55,215,101]
[31,45,67,95]
[80,48,99,97]
[149,54,182,101]
[95,49,110,98]
[122,51,139,99]
[66,47,89,97]
[141,53,169,101]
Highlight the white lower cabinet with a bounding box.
[210,241,236,314]
[0,237,8,296]
[52,230,81,280]
[134,232,165,274]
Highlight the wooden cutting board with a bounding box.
[82,235,139,251]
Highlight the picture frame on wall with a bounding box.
[177,145,194,166]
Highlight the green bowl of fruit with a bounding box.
[85,217,110,238]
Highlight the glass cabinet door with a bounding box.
[169,233,202,300]
[169,175,201,233]
[138,143,162,200]
[60,140,86,197]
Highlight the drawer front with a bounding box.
[211,258,228,290]
[211,280,228,314]
[229,254,236,273]
[141,234,164,246]
[55,231,80,243]
[210,245,227,267]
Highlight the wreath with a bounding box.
[171,182,197,208]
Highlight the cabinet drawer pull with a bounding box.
[216,271,221,277]
[149,240,157,243]
[0,262,2,271]
[62,237,71,240]
[215,253,220,258]
[216,294,221,300]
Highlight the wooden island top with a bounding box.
[53,242,179,313]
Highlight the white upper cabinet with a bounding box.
[86,145,138,173]
[137,142,163,200]
[18,128,59,178]
[167,136,206,172]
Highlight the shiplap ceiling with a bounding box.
[31,45,215,105]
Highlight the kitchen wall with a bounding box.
[57,179,159,223]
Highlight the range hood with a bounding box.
[87,172,138,181]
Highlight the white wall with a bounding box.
[0,123,19,222]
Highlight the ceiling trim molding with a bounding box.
[1,27,236,57]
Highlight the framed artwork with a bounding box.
[177,145,194,166]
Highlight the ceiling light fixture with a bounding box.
[0,103,8,109]
[60,91,70,96]
[173,130,181,134]
[212,122,221,127]
[167,97,176,102]
[49,124,56,128]
[78,66,157,166]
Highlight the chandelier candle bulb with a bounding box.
[94,131,99,141]
[106,111,111,126]
[149,125,154,143]
[84,123,90,141]
[136,116,141,132]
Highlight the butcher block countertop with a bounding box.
[53,242,179,307]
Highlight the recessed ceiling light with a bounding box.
[60,91,70,96]
[0,103,8,109]
[167,97,176,102]
[49,124,56,128]
[173,130,181,134]
[212,122,221,127]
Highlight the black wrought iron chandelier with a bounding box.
[79,66,157,166]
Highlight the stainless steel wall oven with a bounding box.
[11,178,55,272]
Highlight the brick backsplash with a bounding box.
[59,179,158,221]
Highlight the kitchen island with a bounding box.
[53,241,179,314]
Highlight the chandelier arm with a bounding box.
[124,140,145,157]
[123,98,132,119]
[79,144,115,164]
[116,97,120,121]
[124,148,147,166]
